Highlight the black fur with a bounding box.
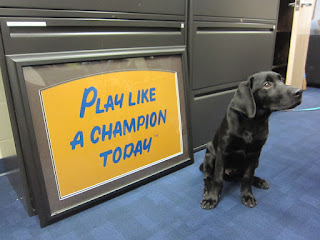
[200,71,303,209]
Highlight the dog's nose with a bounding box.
[292,89,303,98]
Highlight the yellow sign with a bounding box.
[40,71,182,199]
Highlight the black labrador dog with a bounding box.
[200,71,303,209]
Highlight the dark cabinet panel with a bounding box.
[193,0,279,20]
[192,89,235,148]
[192,22,275,90]
[306,35,320,87]
[0,0,185,16]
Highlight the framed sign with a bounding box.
[6,47,193,226]
[39,70,183,200]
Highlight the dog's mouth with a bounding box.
[269,97,302,112]
[288,100,302,110]
[276,98,302,111]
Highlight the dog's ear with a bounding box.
[230,77,256,118]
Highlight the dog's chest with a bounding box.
[239,119,268,143]
[242,130,253,144]
[226,126,268,154]
[224,137,266,169]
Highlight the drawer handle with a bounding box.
[301,2,312,7]
[288,0,312,10]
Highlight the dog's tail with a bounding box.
[199,141,215,172]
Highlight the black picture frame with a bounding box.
[5,46,193,227]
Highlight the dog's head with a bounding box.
[230,71,303,118]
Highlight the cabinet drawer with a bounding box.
[192,22,275,90]
[1,18,185,54]
[0,0,186,16]
[192,89,235,148]
[193,0,279,20]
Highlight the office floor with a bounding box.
[1,87,320,240]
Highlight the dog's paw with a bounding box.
[241,194,257,208]
[253,177,269,190]
[201,195,219,210]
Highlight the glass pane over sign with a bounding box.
[40,70,182,199]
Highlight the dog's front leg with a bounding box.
[241,155,259,208]
[201,148,224,209]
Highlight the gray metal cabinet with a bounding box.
[189,0,279,149]
[0,2,190,226]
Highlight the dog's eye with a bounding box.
[263,81,273,88]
